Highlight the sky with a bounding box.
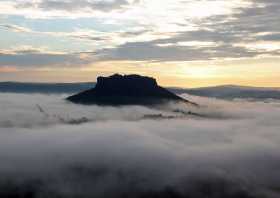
[0,0,280,87]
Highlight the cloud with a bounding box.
[0,0,140,19]
[93,0,280,62]
[14,0,138,12]
[0,93,280,197]
[0,0,280,67]
[94,39,262,62]
[0,47,93,68]
[0,23,110,42]
[0,23,32,33]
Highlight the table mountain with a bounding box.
[67,74,193,106]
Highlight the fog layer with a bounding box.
[0,93,279,198]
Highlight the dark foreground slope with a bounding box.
[67,74,192,106]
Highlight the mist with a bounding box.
[0,93,280,198]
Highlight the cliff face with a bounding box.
[67,74,190,106]
[94,74,158,95]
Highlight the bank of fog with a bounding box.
[0,93,280,198]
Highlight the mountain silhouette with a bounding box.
[67,74,193,106]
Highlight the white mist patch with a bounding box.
[0,93,280,197]
[0,93,190,128]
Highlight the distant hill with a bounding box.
[0,82,279,101]
[0,82,95,94]
[169,85,280,100]
[67,74,193,106]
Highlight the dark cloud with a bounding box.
[0,50,91,68]
[97,41,213,62]
[257,33,280,41]
[95,37,262,62]
[15,0,139,12]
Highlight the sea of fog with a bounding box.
[0,93,280,198]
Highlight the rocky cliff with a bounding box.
[67,74,192,106]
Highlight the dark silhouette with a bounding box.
[67,74,193,106]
